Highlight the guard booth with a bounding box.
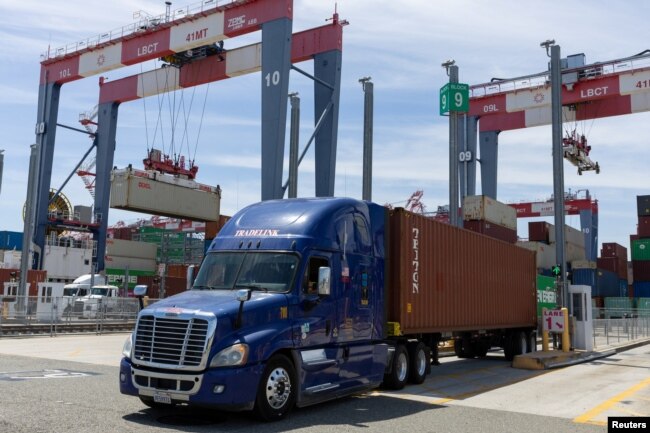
[569,284,593,351]
[2,282,18,318]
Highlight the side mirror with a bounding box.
[186,265,196,291]
[133,285,147,297]
[317,267,331,296]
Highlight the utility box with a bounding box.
[569,284,593,351]
[74,205,93,223]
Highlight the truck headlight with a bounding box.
[210,343,249,367]
[122,333,133,359]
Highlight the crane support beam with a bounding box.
[40,0,292,84]
[98,23,342,103]
[470,63,650,132]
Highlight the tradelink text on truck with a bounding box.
[119,198,537,420]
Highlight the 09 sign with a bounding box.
[440,82,469,115]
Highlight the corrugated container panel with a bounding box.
[136,275,187,298]
[632,260,650,281]
[572,268,596,289]
[638,216,650,237]
[109,227,137,240]
[462,195,517,230]
[618,279,628,297]
[387,208,537,334]
[548,224,585,248]
[528,221,551,243]
[517,241,556,269]
[604,297,634,318]
[104,255,157,272]
[105,239,157,260]
[597,256,628,280]
[0,269,47,297]
[110,169,220,221]
[572,260,596,269]
[637,195,650,217]
[637,298,650,316]
[634,282,650,298]
[601,242,627,259]
[463,220,517,243]
[596,268,620,297]
[105,268,156,290]
[0,231,23,251]
[205,215,232,239]
[563,241,587,263]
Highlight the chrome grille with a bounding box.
[134,314,210,368]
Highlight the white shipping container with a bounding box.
[43,246,93,281]
[517,241,556,269]
[110,168,221,221]
[548,224,585,248]
[2,250,21,268]
[104,255,157,272]
[463,195,517,230]
[106,239,157,260]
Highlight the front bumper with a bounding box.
[119,357,264,411]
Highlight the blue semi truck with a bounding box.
[119,198,537,420]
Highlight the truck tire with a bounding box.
[512,331,527,357]
[503,334,515,361]
[454,338,475,359]
[384,344,409,390]
[254,354,296,421]
[473,339,490,358]
[526,331,537,353]
[407,342,429,384]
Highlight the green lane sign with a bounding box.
[440,82,469,115]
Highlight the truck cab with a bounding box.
[63,274,107,316]
[119,198,389,420]
[77,284,119,319]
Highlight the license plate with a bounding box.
[153,392,172,404]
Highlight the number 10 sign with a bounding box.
[440,82,469,115]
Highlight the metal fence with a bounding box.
[0,296,160,337]
[592,309,650,349]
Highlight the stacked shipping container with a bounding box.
[633,195,650,298]
[462,196,517,243]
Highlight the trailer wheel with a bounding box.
[473,339,490,358]
[408,342,429,384]
[512,331,527,357]
[526,331,537,353]
[503,334,515,361]
[454,338,475,359]
[254,354,296,421]
[384,344,409,390]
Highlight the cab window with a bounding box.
[303,257,329,295]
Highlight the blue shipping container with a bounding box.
[0,231,23,251]
[572,268,620,297]
[619,279,628,297]
[634,281,650,298]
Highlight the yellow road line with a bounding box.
[574,377,650,425]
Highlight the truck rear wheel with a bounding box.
[407,342,429,384]
[512,331,527,357]
[254,354,296,421]
[454,338,475,359]
[526,331,537,353]
[384,344,409,390]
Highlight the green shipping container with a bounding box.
[536,275,557,316]
[631,239,650,261]
[604,297,635,318]
[106,268,156,290]
[637,298,650,317]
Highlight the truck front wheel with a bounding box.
[383,344,409,390]
[254,355,296,421]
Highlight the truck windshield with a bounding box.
[192,252,299,293]
[90,288,109,296]
[63,288,78,296]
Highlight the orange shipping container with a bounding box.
[387,208,537,334]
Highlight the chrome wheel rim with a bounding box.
[265,367,291,409]
[416,348,427,376]
[396,352,408,382]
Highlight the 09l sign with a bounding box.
[440,82,469,115]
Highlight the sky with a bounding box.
[0,0,648,260]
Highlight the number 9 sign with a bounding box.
[440,82,469,115]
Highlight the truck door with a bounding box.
[295,254,341,397]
